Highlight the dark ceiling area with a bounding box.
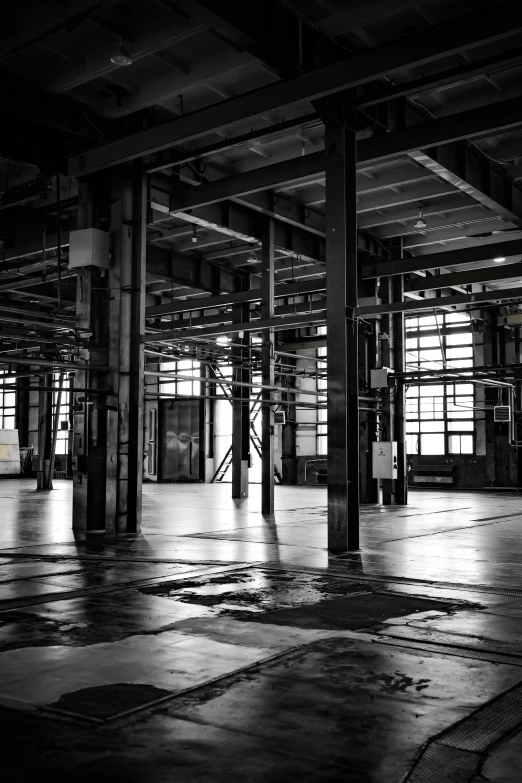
[2,0,522,363]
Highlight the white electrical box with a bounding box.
[372,441,398,479]
[69,228,109,269]
[370,367,391,389]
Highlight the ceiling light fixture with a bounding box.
[414,206,427,229]
[191,226,198,244]
[246,246,258,264]
[110,38,133,66]
[494,256,506,263]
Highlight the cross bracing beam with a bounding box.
[150,297,326,331]
[69,3,522,176]
[143,311,327,343]
[146,278,326,318]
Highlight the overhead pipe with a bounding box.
[146,369,323,398]
[0,356,107,371]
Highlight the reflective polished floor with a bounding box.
[1,480,522,781]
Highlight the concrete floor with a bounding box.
[1,480,522,781]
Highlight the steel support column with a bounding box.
[106,164,146,534]
[72,167,145,537]
[36,373,52,490]
[380,275,395,506]
[261,218,275,515]
[232,302,251,498]
[72,177,110,535]
[325,105,360,552]
[392,270,408,505]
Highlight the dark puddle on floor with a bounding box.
[47,683,173,721]
[139,568,467,630]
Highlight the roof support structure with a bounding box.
[167,96,522,212]
[69,2,522,175]
[408,141,522,227]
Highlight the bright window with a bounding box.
[52,373,71,454]
[405,313,475,455]
[317,326,327,455]
[160,360,201,396]
[0,369,15,429]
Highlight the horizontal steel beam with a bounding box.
[362,238,522,278]
[143,310,327,343]
[146,277,326,317]
[167,95,522,212]
[69,2,522,175]
[0,356,107,371]
[147,244,239,294]
[357,286,522,315]
[406,263,522,292]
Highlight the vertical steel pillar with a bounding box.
[281,360,297,484]
[232,302,250,498]
[36,373,52,490]
[261,218,275,515]
[325,103,360,552]
[72,165,145,537]
[380,276,395,505]
[72,177,109,535]
[107,164,146,534]
[392,272,408,504]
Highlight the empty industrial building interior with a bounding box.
[4,0,522,780]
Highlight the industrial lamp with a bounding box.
[414,206,427,229]
[111,38,133,66]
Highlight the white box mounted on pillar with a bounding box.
[68,228,109,269]
[372,441,398,479]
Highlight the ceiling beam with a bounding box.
[43,19,204,93]
[0,0,106,61]
[363,238,522,278]
[99,52,254,118]
[408,140,522,227]
[370,206,494,238]
[143,310,327,343]
[316,0,415,36]
[145,277,326,317]
[357,286,522,316]
[405,263,522,292]
[147,244,240,294]
[69,2,522,175]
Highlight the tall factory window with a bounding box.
[316,326,327,455]
[52,373,71,454]
[0,370,15,429]
[160,360,201,396]
[405,313,475,455]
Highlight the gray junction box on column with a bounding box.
[68,228,109,269]
[372,441,398,479]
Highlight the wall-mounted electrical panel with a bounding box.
[370,367,391,389]
[372,441,398,479]
[69,228,109,269]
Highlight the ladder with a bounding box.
[211,446,233,482]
